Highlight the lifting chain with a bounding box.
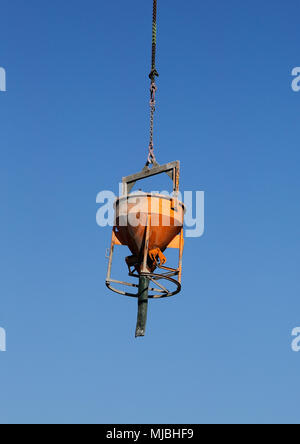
[147,0,159,166]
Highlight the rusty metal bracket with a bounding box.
[122,161,180,196]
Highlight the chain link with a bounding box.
[147,83,157,165]
[146,0,159,166]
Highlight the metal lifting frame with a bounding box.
[121,161,180,196]
[105,161,184,299]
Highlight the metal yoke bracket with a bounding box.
[122,161,180,196]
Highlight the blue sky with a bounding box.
[0,0,300,424]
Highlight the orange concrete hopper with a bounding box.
[114,193,185,274]
[105,161,185,337]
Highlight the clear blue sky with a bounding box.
[0,0,300,424]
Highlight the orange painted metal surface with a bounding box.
[105,165,185,299]
[114,194,185,260]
